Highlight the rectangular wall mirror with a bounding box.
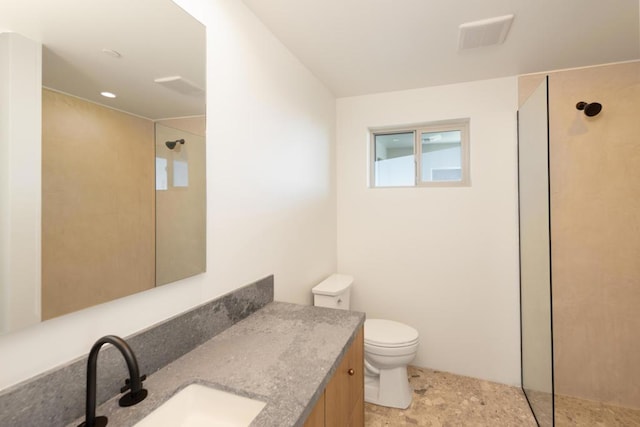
[0,0,206,333]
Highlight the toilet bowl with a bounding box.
[364,318,419,409]
[312,275,419,409]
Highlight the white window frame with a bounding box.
[369,119,470,188]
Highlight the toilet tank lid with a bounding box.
[312,274,354,296]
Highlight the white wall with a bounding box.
[195,0,337,306]
[336,77,521,385]
[0,0,336,390]
[0,33,41,334]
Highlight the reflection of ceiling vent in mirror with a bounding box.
[154,76,205,96]
[458,14,514,50]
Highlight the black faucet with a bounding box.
[79,335,148,427]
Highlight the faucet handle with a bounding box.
[120,374,147,393]
[119,388,148,407]
[118,374,148,407]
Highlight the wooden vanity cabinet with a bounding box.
[304,326,364,427]
[304,393,325,426]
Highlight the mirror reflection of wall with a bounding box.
[42,88,156,320]
[155,121,206,286]
[41,95,207,320]
[41,93,207,319]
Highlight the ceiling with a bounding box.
[2,1,638,107]
[242,0,640,97]
[0,0,205,120]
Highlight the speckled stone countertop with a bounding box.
[67,302,364,427]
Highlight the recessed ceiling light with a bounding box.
[100,91,116,98]
[101,48,122,58]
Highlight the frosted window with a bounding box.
[374,132,415,187]
[370,120,469,187]
[173,160,189,187]
[421,130,462,182]
[156,157,168,190]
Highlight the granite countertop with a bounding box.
[68,301,365,427]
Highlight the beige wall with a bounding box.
[521,61,640,408]
[42,89,155,319]
[156,116,206,137]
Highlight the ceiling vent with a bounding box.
[154,76,205,96]
[458,14,514,50]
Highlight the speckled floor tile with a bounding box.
[364,366,536,426]
[555,394,640,427]
[522,389,553,426]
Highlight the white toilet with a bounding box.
[312,274,419,409]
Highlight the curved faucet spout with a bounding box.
[79,335,147,427]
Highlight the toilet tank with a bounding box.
[312,274,353,310]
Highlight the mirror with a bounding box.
[0,0,206,333]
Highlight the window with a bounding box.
[370,119,470,187]
[156,157,168,190]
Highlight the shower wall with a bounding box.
[520,61,640,409]
[42,89,155,319]
[154,118,206,286]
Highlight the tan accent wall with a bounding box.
[156,116,206,138]
[42,89,155,320]
[520,61,640,408]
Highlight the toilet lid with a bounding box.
[364,319,419,348]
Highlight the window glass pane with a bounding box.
[421,130,462,182]
[173,159,189,187]
[374,132,415,187]
[156,157,168,190]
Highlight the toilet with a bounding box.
[312,274,419,409]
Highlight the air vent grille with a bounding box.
[154,76,204,96]
[458,14,514,50]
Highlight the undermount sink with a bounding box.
[133,384,266,427]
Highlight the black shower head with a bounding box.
[165,139,185,150]
[576,101,602,117]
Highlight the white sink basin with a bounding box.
[134,384,266,427]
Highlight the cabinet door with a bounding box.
[304,393,325,427]
[347,396,364,427]
[325,326,364,427]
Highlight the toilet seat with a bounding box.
[364,319,419,348]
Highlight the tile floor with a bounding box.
[521,388,640,426]
[555,394,640,427]
[364,366,640,426]
[364,366,536,426]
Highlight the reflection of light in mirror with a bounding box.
[156,157,168,190]
[173,160,189,187]
[101,48,122,58]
